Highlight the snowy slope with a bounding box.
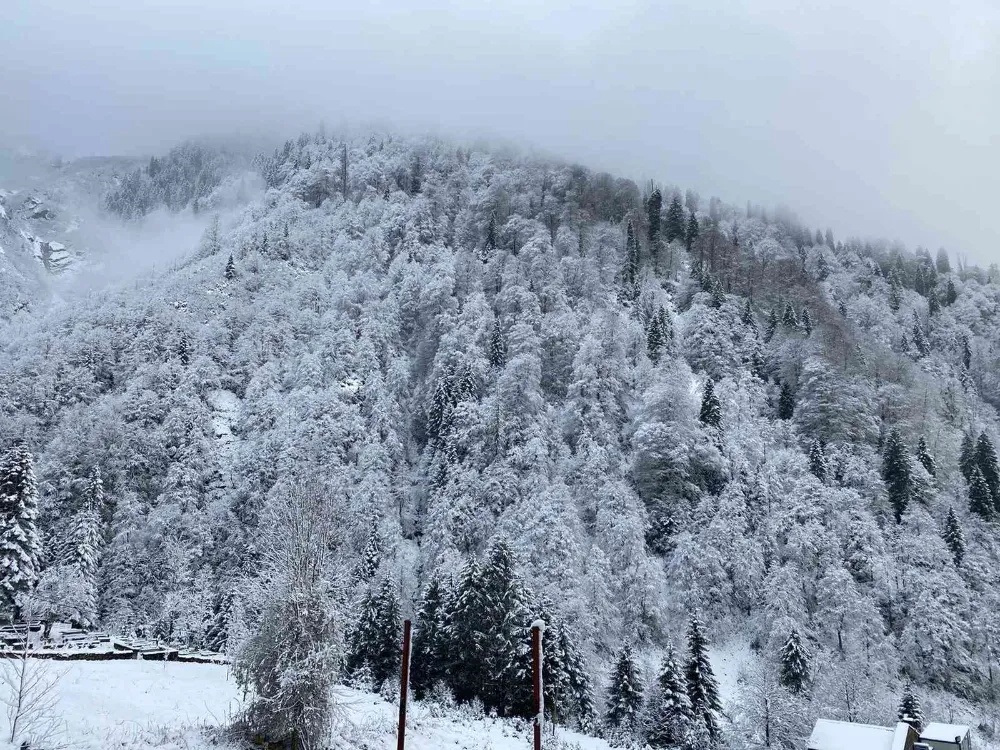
[0,660,611,750]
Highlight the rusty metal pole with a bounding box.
[532,622,543,750]
[397,619,412,750]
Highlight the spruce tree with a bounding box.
[961,334,972,371]
[0,445,42,613]
[801,307,813,336]
[665,195,685,244]
[777,382,795,420]
[912,314,929,356]
[764,308,778,342]
[897,687,924,732]
[647,189,663,254]
[685,615,722,739]
[489,319,506,369]
[779,629,810,694]
[889,275,902,311]
[943,507,965,566]
[204,589,234,652]
[647,316,665,365]
[345,576,401,688]
[646,645,692,748]
[354,518,382,580]
[881,428,912,523]
[969,465,993,520]
[916,437,936,477]
[449,557,488,703]
[225,254,237,280]
[554,625,595,731]
[945,277,958,305]
[960,432,978,484]
[808,440,827,483]
[741,300,757,332]
[699,378,721,429]
[975,432,1000,505]
[410,574,452,699]
[478,539,531,716]
[604,643,643,737]
[481,213,498,261]
[685,212,699,253]
[781,302,799,328]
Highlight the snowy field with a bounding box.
[0,659,615,750]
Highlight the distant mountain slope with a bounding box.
[1,131,999,747]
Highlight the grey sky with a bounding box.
[2,0,997,263]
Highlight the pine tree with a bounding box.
[554,625,595,731]
[779,629,810,694]
[488,318,506,369]
[685,616,721,739]
[177,333,191,366]
[699,378,721,429]
[960,433,978,484]
[897,687,924,732]
[961,334,972,371]
[889,275,903,311]
[0,445,42,613]
[604,643,643,736]
[345,576,401,688]
[203,589,234,652]
[665,195,685,244]
[928,293,940,315]
[410,574,451,699]
[943,507,965,566]
[808,440,828,483]
[647,315,665,365]
[685,212,699,254]
[975,432,1000,505]
[969,465,993,519]
[741,300,757,333]
[916,437,936,477]
[777,382,795,420]
[881,428,912,523]
[945,277,958,305]
[801,307,813,336]
[781,302,799,328]
[647,189,663,253]
[646,645,692,748]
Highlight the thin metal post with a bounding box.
[396,619,412,750]
[532,623,543,750]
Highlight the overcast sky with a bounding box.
[2,0,997,263]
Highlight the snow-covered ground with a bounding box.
[0,660,612,750]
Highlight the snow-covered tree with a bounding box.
[685,615,722,739]
[779,629,810,694]
[645,644,692,748]
[604,643,643,738]
[0,446,42,615]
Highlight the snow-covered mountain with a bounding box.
[1,131,999,749]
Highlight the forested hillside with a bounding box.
[1,131,1000,748]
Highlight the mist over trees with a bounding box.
[1,129,1000,746]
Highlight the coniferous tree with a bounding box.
[968,465,993,520]
[699,378,721,429]
[975,432,1000,504]
[741,300,757,332]
[647,315,666,365]
[203,589,234,652]
[943,507,965,566]
[928,293,941,315]
[781,302,799,329]
[912,314,929,356]
[685,211,699,254]
[354,519,382,580]
[897,687,924,732]
[345,576,401,688]
[764,308,778,342]
[225,254,237,280]
[410,574,452,699]
[916,437,936,477]
[889,274,903,311]
[488,318,506,369]
[449,557,488,703]
[481,213,498,261]
[646,645,693,748]
[604,643,643,737]
[801,308,813,336]
[777,382,795,420]
[779,629,810,694]
[553,625,595,731]
[808,440,828,483]
[685,615,722,739]
[945,277,958,305]
[961,334,972,371]
[647,189,663,257]
[0,445,42,613]
[177,333,191,366]
[665,195,685,244]
[881,428,912,523]
[960,432,978,484]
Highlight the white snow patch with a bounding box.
[206,389,239,445]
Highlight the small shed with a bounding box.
[918,723,971,750]
[808,719,919,750]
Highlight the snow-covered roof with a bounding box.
[808,719,896,750]
[920,723,970,743]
